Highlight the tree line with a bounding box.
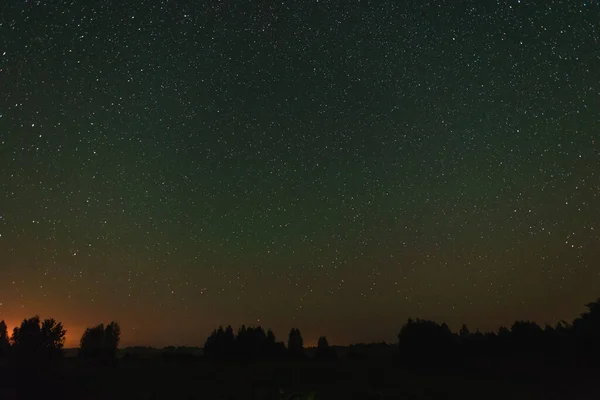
[0,316,121,362]
[396,298,600,367]
[202,325,336,359]
[0,297,598,365]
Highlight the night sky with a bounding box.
[1,1,599,348]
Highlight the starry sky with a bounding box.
[0,0,599,348]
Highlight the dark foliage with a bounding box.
[572,299,600,365]
[203,326,234,358]
[316,336,337,359]
[203,325,286,359]
[0,320,9,358]
[10,316,66,360]
[396,298,600,368]
[397,318,455,366]
[287,328,304,358]
[79,321,121,360]
[3,297,600,376]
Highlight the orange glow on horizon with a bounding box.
[64,326,85,349]
[2,321,18,338]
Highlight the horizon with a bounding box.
[2,297,593,349]
[1,2,598,350]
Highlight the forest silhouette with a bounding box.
[1,297,599,365]
[1,297,599,399]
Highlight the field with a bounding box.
[1,357,598,399]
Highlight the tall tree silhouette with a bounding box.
[11,316,66,359]
[79,321,121,359]
[236,326,270,358]
[0,320,9,358]
[203,326,224,358]
[104,322,121,357]
[79,324,105,358]
[287,328,304,357]
[266,329,276,347]
[204,325,237,358]
[264,329,287,358]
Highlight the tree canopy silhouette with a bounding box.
[397,318,455,365]
[0,320,9,358]
[204,325,234,358]
[79,321,121,360]
[392,297,600,368]
[10,316,66,359]
[459,324,470,339]
[572,298,600,364]
[203,325,286,359]
[105,322,121,356]
[316,336,336,359]
[509,320,545,355]
[287,328,304,357]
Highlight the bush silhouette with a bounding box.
[10,316,66,360]
[79,321,121,360]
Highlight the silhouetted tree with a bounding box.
[497,326,510,338]
[79,324,105,358]
[236,325,248,355]
[204,325,285,359]
[397,318,454,366]
[264,329,287,358]
[105,322,121,357]
[79,321,121,360]
[316,336,336,359]
[11,316,66,360]
[0,320,9,358]
[510,320,543,337]
[236,325,267,357]
[287,328,304,357]
[510,320,544,356]
[224,325,235,352]
[316,336,328,353]
[203,326,227,358]
[266,329,276,347]
[459,324,470,339]
[572,298,600,365]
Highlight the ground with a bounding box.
[0,357,598,399]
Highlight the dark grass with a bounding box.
[1,357,598,400]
